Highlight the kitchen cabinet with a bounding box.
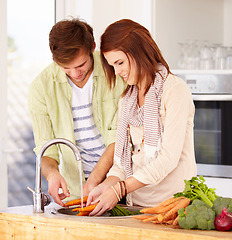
[1,203,232,240]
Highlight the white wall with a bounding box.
[153,0,224,69]
[0,0,8,210]
[224,0,232,46]
[56,0,93,23]
[92,0,152,50]
[56,0,152,50]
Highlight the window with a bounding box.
[6,0,55,207]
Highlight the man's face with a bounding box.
[60,51,93,88]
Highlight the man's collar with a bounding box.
[52,62,68,83]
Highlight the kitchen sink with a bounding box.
[51,205,143,218]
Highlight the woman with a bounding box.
[86,19,197,216]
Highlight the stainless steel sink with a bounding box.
[51,205,143,218]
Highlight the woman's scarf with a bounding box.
[114,65,168,179]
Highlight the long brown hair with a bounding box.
[100,19,170,94]
[49,18,95,65]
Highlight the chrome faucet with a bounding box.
[28,138,81,213]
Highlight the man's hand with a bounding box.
[47,171,70,207]
[83,179,97,197]
[42,156,70,207]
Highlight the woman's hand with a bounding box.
[88,177,146,215]
[88,185,119,216]
[86,176,121,216]
[86,182,106,206]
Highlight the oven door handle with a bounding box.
[192,94,232,101]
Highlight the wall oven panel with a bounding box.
[175,72,232,179]
[194,100,232,178]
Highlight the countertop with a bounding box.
[0,203,232,240]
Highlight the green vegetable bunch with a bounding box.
[178,199,216,230]
[212,196,232,215]
[174,175,218,207]
[109,205,141,217]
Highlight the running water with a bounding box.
[77,159,84,208]
[75,145,94,209]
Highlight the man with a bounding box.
[28,18,125,207]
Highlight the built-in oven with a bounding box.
[175,71,232,179]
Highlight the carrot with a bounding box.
[76,211,90,216]
[73,203,98,213]
[142,215,159,223]
[156,202,179,214]
[65,196,88,207]
[173,215,179,225]
[156,196,185,207]
[163,197,190,221]
[78,203,98,212]
[135,197,190,227]
[152,220,161,224]
[72,207,82,212]
[157,213,165,222]
[148,212,177,225]
[166,219,175,225]
[140,207,154,214]
[140,197,185,214]
[133,215,152,220]
[163,212,178,222]
[141,206,165,215]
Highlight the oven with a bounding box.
[175,71,232,179]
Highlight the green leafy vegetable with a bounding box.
[178,199,216,230]
[174,175,218,207]
[109,205,141,217]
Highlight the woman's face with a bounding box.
[104,50,137,86]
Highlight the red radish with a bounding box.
[214,208,232,231]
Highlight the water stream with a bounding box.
[77,159,84,208]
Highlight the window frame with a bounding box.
[0,0,8,210]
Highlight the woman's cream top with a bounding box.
[107,74,197,207]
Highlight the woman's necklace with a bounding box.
[127,124,144,154]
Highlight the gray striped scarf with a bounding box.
[114,65,168,179]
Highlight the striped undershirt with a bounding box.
[68,74,106,178]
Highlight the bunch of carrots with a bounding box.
[64,196,98,216]
[134,196,190,226]
[64,195,190,221]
